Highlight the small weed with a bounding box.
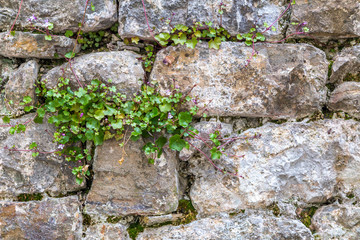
[127,220,145,240]
[16,193,43,201]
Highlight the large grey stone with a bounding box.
[0,196,82,239]
[1,60,39,116]
[83,222,130,240]
[329,45,360,84]
[85,137,179,216]
[289,0,360,39]
[150,42,328,119]
[138,213,313,240]
[42,51,144,96]
[189,119,360,216]
[0,31,79,59]
[0,57,17,82]
[0,0,117,33]
[0,113,84,198]
[118,0,286,40]
[312,203,360,240]
[328,82,360,118]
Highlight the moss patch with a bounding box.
[16,193,43,201]
[298,206,318,228]
[83,213,93,226]
[106,215,123,224]
[127,220,145,240]
[269,203,280,217]
[328,60,334,79]
[173,199,198,225]
[343,72,360,82]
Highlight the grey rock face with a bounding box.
[2,60,39,116]
[118,0,286,40]
[83,222,130,240]
[0,113,84,198]
[42,51,144,96]
[312,203,360,240]
[0,0,117,33]
[330,45,360,84]
[0,57,17,81]
[0,32,79,59]
[0,196,82,239]
[289,0,360,39]
[150,42,328,119]
[86,137,179,216]
[189,119,360,216]
[328,82,360,118]
[138,214,313,240]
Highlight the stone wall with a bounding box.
[0,0,360,239]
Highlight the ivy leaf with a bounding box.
[291,0,296,5]
[47,23,54,30]
[76,177,83,185]
[185,37,198,49]
[86,118,100,130]
[65,51,75,59]
[159,103,171,113]
[91,2,95,11]
[111,119,123,129]
[271,26,276,32]
[65,30,73,37]
[45,35,52,41]
[208,37,222,49]
[155,33,170,46]
[194,31,201,38]
[94,131,104,146]
[210,147,222,160]
[2,116,10,124]
[94,109,105,120]
[37,108,46,118]
[10,31,15,36]
[24,106,34,112]
[29,142,38,150]
[171,34,187,45]
[169,134,186,151]
[236,34,243,40]
[178,112,192,127]
[303,27,309,33]
[75,88,87,98]
[155,136,167,149]
[22,96,32,104]
[255,32,265,41]
[245,40,253,46]
[131,37,140,44]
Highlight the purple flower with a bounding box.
[192,98,198,104]
[165,90,171,96]
[62,133,66,136]
[168,112,173,119]
[80,113,84,118]
[58,144,65,149]
[27,15,37,22]
[43,19,50,27]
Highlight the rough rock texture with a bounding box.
[189,119,360,216]
[0,32,79,59]
[329,45,360,84]
[179,119,233,161]
[2,60,39,116]
[312,203,360,240]
[138,214,313,240]
[42,51,144,96]
[150,42,328,119]
[83,222,130,240]
[86,137,179,216]
[289,0,360,39]
[0,0,117,33]
[0,113,84,198]
[0,57,17,81]
[118,0,285,40]
[0,196,82,239]
[328,82,360,118]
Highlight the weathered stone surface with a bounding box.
[189,119,360,216]
[289,0,360,39]
[150,42,328,119]
[0,57,17,82]
[118,0,286,40]
[0,196,82,239]
[141,213,183,227]
[0,0,117,33]
[312,203,360,240]
[86,137,179,216]
[328,82,360,118]
[42,51,144,96]
[330,45,360,84]
[138,214,313,240]
[0,60,39,116]
[179,119,233,161]
[84,222,130,240]
[0,32,79,59]
[0,113,84,198]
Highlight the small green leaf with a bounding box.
[91,2,95,11]
[45,35,52,41]
[10,31,15,36]
[155,136,167,149]
[24,106,34,112]
[148,158,155,164]
[37,108,46,118]
[22,96,32,104]
[178,112,192,128]
[171,34,187,45]
[131,37,140,44]
[255,32,265,41]
[47,22,54,30]
[236,34,243,40]
[159,103,171,113]
[210,147,222,160]
[208,37,222,49]
[169,134,186,151]
[29,142,38,149]
[303,27,309,33]
[271,26,276,32]
[65,51,75,59]
[291,0,296,5]
[185,37,198,49]
[2,116,10,124]
[65,30,73,37]
[76,177,83,185]
[32,152,39,158]
[250,28,256,33]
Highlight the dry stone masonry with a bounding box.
[0,0,359,239]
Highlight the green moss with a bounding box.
[16,193,43,201]
[270,119,287,124]
[326,83,335,92]
[343,72,360,82]
[127,220,145,240]
[299,206,318,228]
[83,213,93,226]
[173,199,198,225]
[269,203,280,217]
[229,209,245,216]
[328,60,334,79]
[346,192,355,199]
[106,215,123,224]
